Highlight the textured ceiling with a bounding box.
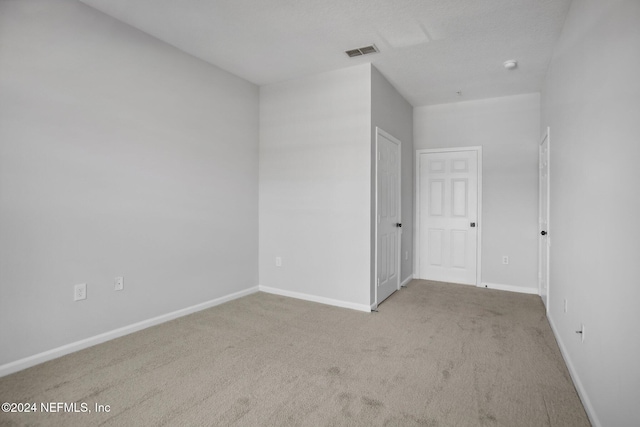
[78,0,572,106]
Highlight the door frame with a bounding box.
[414,146,483,286]
[374,127,402,308]
[539,127,551,311]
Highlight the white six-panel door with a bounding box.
[416,148,480,285]
[375,129,401,305]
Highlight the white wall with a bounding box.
[0,0,259,367]
[541,1,640,425]
[259,64,372,309]
[371,67,414,304]
[414,94,540,292]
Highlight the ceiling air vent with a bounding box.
[345,44,379,58]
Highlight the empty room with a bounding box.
[1,0,638,426]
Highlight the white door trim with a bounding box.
[374,127,402,307]
[414,146,482,286]
[539,127,551,311]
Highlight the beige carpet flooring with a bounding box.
[0,280,590,426]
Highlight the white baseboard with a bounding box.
[401,275,414,287]
[547,315,601,427]
[0,286,259,378]
[481,282,539,295]
[258,286,371,313]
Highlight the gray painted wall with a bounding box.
[541,1,640,425]
[260,64,414,309]
[259,64,372,308]
[371,67,414,305]
[414,94,541,292]
[0,0,259,366]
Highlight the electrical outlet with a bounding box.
[564,299,568,313]
[275,257,282,267]
[115,276,124,291]
[74,283,87,301]
[502,256,509,265]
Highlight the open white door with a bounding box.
[416,148,481,286]
[539,128,550,311]
[375,128,401,306]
